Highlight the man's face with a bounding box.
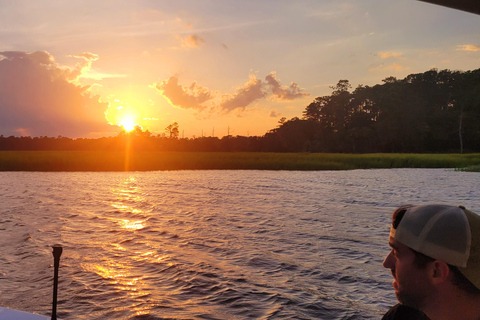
[383,237,433,309]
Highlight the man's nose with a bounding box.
[383,250,394,269]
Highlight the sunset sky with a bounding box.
[0,0,479,138]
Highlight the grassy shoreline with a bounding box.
[0,151,479,172]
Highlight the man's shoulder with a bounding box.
[382,304,430,320]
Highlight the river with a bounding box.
[0,169,479,319]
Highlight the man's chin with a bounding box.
[395,292,422,310]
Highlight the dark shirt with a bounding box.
[382,304,430,320]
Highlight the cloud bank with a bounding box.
[0,51,113,137]
[154,72,309,114]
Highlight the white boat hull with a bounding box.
[0,307,60,319]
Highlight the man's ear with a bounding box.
[429,260,450,285]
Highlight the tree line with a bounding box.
[293,68,480,153]
[1,68,479,153]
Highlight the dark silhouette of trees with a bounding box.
[165,122,179,139]
[298,68,480,153]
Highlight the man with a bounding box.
[382,204,480,320]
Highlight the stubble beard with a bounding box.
[395,288,424,309]
[392,270,427,310]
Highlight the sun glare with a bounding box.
[120,118,136,132]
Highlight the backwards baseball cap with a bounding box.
[390,204,480,289]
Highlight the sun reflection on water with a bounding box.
[81,175,159,315]
[119,219,145,230]
[112,243,127,251]
[133,250,170,264]
[106,176,149,230]
[111,204,144,214]
[82,261,142,290]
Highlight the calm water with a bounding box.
[0,169,479,319]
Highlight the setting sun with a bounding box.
[105,98,150,134]
[120,117,136,132]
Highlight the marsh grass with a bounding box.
[1,151,479,171]
[455,165,480,172]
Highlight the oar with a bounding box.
[51,245,63,320]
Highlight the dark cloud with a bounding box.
[265,72,310,101]
[0,51,113,137]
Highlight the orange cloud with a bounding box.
[456,44,480,52]
[265,72,310,101]
[177,34,206,48]
[377,51,403,59]
[155,76,213,110]
[219,74,266,112]
[0,51,113,137]
[154,73,308,115]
